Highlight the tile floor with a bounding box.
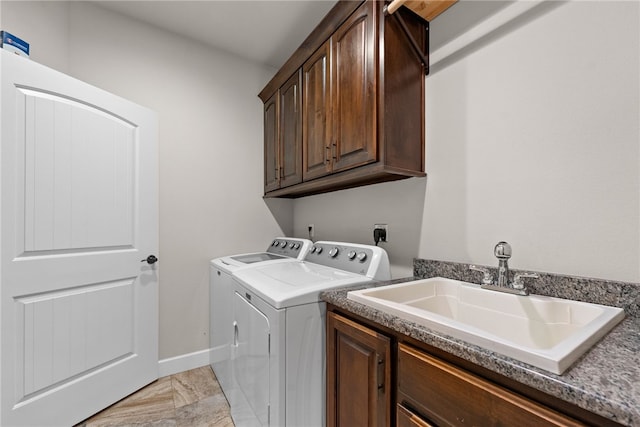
[76,366,234,426]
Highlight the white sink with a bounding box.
[347,277,625,374]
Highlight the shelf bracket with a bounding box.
[384,3,430,74]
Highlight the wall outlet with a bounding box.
[308,224,315,240]
[374,224,388,243]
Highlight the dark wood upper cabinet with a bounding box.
[260,0,429,198]
[263,70,303,192]
[279,71,303,188]
[302,40,331,181]
[263,93,279,193]
[331,1,377,174]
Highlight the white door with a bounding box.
[0,50,159,426]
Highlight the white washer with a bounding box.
[230,241,390,426]
[210,238,312,400]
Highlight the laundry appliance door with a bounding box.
[233,291,271,426]
[210,263,236,392]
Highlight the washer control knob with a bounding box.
[272,240,279,246]
[357,252,367,262]
[289,242,295,249]
[294,243,300,250]
[280,241,287,248]
[329,247,339,258]
[315,246,323,254]
[347,250,357,260]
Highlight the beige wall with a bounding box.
[294,1,640,283]
[3,0,638,363]
[1,1,292,359]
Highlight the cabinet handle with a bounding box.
[325,146,331,164]
[377,356,385,391]
[332,142,337,160]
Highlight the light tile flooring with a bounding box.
[76,366,234,426]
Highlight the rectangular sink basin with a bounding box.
[347,277,625,374]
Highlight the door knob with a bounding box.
[141,255,158,265]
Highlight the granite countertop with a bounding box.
[322,280,640,427]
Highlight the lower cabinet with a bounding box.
[397,343,584,427]
[326,307,611,427]
[326,311,391,427]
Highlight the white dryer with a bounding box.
[230,241,390,426]
[209,238,312,400]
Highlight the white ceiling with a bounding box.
[93,0,338,69]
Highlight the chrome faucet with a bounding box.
[494,241,511,287]
[469,241,539,296]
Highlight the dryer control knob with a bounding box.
[357,252,367,262]
[273,240,279,246]
[329,247,339,258]
[315,246,323,254]
[294,243,300,250]
[347,251,356,260]
[289,243,295,249]
[280,241,287,248]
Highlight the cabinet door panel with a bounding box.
[263,94,279,192]
[327,312,390,427]
[331,1,376,172]
[279,71,303,188]
[303,41,332,180]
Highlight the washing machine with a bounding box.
[229,241,390,426]
[210,237,312,400]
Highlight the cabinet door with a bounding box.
[327,312,391,427]
[279,70,303,188]
[264,93,280,192]
[303,40,332,181]
[331,0,376,173]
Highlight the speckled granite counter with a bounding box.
[321,259,640,427]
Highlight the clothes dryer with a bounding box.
[209,238,312,399]
[230,241,390,426]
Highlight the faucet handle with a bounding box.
[513,272,540,290]
[469,265,493,285]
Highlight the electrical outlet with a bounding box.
[374,224,388,243]
[308,224,315,240]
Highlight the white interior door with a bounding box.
[0,50,159,426]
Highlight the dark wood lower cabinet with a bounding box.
[327,306,620,427]
[326,311,391,427]
[398,343,584,427]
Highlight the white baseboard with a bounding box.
[158,348,213,377]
